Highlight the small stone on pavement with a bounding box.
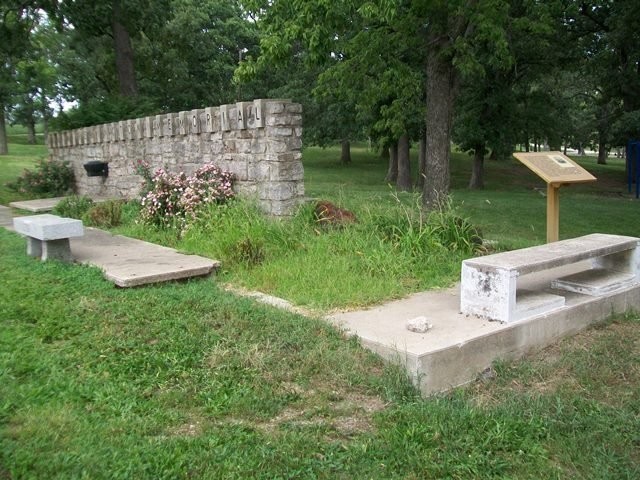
[406,316,433,333]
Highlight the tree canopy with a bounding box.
[1,0,638,202]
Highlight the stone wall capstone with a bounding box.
[47,99,304,216]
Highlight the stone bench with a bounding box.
[13,214,84,262]
[461,233,640,323]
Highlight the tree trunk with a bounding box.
[385,143,398,183]
[597,134,607,165]
[422,48,455,210]
[397,134,412,191]
[524,135,530,152]
[112,0,138,97]
[27,120,36,145]
[0,105,8,155]
[340,139,351,164]
[469,144,485,190]
[416,131,426,189]
[41,93,49,145]
[43,115,49,146]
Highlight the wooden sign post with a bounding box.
[513,152,596,243]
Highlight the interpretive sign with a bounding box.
[513,151,596,243]
[513,152,596,185]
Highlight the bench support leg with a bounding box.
[41,239,73,262]
[26,237,42,258]
[461,265,517,322]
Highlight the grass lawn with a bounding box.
[1,229,638,479]
[1,141,639,478]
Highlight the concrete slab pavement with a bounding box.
[70,228,219,287]
[328,261,640,396]
[9,197,68,212]
[9,196,114,213]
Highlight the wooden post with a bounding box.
[546,183,560,243]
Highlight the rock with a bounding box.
[406,316,433,333]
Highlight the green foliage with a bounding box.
[5,157,74,198]
[175,195,470,309]
[83,200,124,228]
[374,194,482,258]
[52,194,94,219]
[50,95,158,130]
[229,237,266,267]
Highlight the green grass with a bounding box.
[1,141,639,478]
[2,142,639,310]
[1,229,638,478]
[5,123,46,145]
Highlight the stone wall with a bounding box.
[47,99,304,216]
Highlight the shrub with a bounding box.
[53,195,94,219]
[140,164,234,230]
[6,158,75,197]
[427,200,483,252]
[84,200,124,228]
[370,194,483,257]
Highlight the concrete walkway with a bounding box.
[9,196,114,213]
[70,228,219,287]
[328,262,640,395]
[3,210,219,287]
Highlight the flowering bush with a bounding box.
[140,164,234,229]
[7,158,75,197]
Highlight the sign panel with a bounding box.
[513,151,596,185]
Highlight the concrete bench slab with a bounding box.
[13,214,84,262]
[461,233,640,323]
[9,197,68,213]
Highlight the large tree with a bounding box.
[238,0,512,209]
[57,0,157,97]
[566,1,640,162]
[0,1,36,154]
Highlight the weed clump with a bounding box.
[84,200,124,228]
[53,195,94,219]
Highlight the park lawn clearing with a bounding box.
[1,141,639,477]
[1,227,639,478]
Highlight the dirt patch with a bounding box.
[167,420,203,438]
[256,387,388,438]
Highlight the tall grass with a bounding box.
[161,195,477,310]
